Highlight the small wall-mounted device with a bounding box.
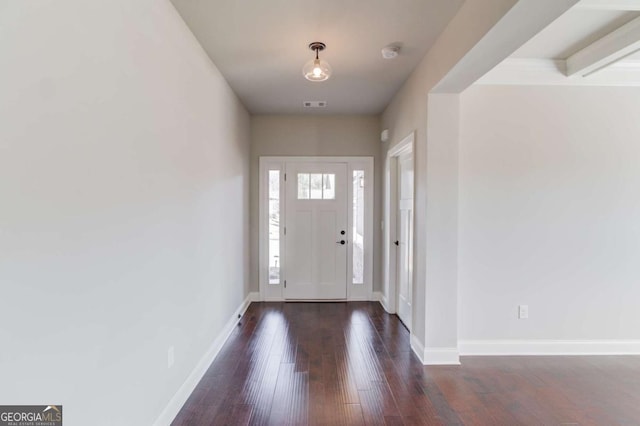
[518,305,529,319]
[381,129,390,143]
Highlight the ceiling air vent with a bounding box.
[303,101,327,108]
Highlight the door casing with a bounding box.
[383,133,415,327]
[259,156,374,302]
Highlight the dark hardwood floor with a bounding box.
[172,302,640,425]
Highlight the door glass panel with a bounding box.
[297,173,310,199]
[323,174,335,199]
[268,198,280,284]
[310,173,323,199]
[269,170,280,284]
[352,170,365,284]
[297,173,336,200]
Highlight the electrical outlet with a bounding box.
[168,346,175,369]
[518,305,529,319]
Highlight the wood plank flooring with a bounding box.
[172,302,640,425]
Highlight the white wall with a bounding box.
[250,115,382,293]
[380,0,579,363]
[459,85,640,342]
[0,0,250,424]
[424,95,460,350]
[380,0,521,361]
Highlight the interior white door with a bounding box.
[396,152,413,329]
[285,162,348,299]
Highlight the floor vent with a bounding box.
[303,101,327,108]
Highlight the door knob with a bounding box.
[337,240,346,245]
[394,240,399,246]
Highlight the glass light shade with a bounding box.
[303,58,332,82]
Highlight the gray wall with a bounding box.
[250,115,382,294]
[459,85,640,341]
[0,0,250,424]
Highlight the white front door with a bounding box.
[396,152,413,329]
[284,162,348,299]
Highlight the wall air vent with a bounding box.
[303,101,327,108]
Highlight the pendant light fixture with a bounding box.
[303,42,332,82]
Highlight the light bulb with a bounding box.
[313,63,322,77]
[303,43,332,82]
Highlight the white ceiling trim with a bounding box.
[566,15,640,76]
[577,0,640,11]
[476,58,640,86]
[432,0,580,93]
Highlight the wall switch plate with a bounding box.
[518,305,529,319]
[168,346,175,369]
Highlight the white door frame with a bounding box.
[383,132,415,316]
[259,156,374,302]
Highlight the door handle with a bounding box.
[394,240,399,246]
[336,240,346,245]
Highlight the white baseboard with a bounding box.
[410,334,426,363]
[410,334,460,365]
[459,339,640,356]
[376,291,395,314]
[153,292,256,426]
[258,295,377,302]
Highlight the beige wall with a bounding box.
[250,115,382,293]
[0,0,250,424]
[380,0,579,360]
[380,0,521,355]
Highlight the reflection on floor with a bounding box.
[173,302,640,425]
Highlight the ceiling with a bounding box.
[170,0,464,115]
[479,0,640,86]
